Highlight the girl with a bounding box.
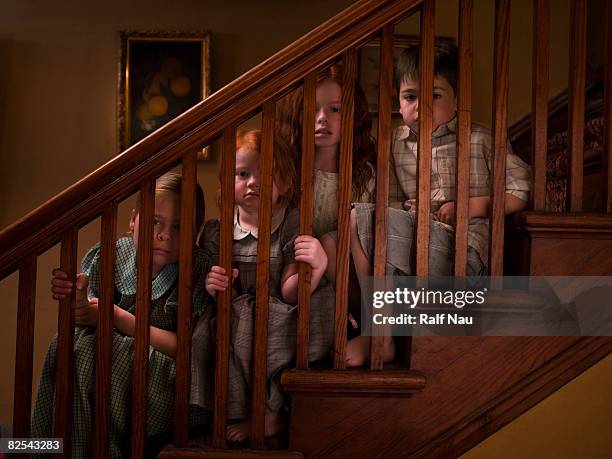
[282,63,379,366]
[285,63,377,238]
[190,130,333,442]
[32,172,209,458]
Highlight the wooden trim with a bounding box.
[531,0,550,211]
[131,179,154,457]
[0,0,424,282]
[410,337,612,458]
[333,49,357,369]
[54,229,78,459]
[415,0,435,277]
[454,0,473,276]
[567,0,587,212]
[159,447,304,458]
[488,0,511,276]
[212,126,237,449]
[604,0,612,212]
[12,254,37,438]
[250,101,276,448]
[511,211,612,231]
[296,73,316,370]
[175,152,198,446]
[282,369,426,396]
[93,202,117,458]
[370,25,394,370]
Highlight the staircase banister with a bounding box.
[0,0,423,280]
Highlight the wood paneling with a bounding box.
[296,73,316,370]
[12,254,37,439]
[489,0,511,276]
[212,126,237,449]
[92,202,117,458]
[54,229,78,459]
[415,0,435,277]
[131,179,154,457]
[531,0,550,211]
[333,49,356,369]
[250,101,276,448]
[175,152,198,446]
[567,0,587,212]
[454,0,473,276]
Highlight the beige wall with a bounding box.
[0,0,608,455]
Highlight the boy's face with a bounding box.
[234,147,280,213]
[398,75,457,132]
[130,192,181,276]
[314,80,342,152]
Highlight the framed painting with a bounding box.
[118,30,211,158]
[358,35,454,114]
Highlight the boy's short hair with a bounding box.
[135,171,206,233]
[394,39,458,94]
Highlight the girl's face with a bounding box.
[314,80,342,152]
[234,147,280,211]
[130,192,181,276]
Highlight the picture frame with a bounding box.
[358,35,455,114]
[118,30,211,159]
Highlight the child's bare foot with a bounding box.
[346,335,395,367]
[226,411,286,442]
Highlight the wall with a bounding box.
[0,0,608,454]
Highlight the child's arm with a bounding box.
[435,194,528,225]
[51,268,186,359]
[281,235,328,304]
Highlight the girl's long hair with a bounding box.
[279,63,376,200]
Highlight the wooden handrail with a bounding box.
[0,0,423,282]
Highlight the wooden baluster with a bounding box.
[212,126,236,449]
[93,201,117,459]
[54,228,78,459]
[454,0,472,277]
[371,25,394,370]
[531,0,550,211]
[416,0,435,278]
[488,0,511,276]
[297,74,316,370]
[604,0,612,213]
[174,151,198,446]
[13,254,37,441]
[131,179,154,458]
[333,50,356,369]
[250,101,275,448]
[567,0,587,212]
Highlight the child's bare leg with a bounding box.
[226,411,286,442]
[349,208,371,278]
[346,209,396,366]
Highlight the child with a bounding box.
[341,40,532,366]
[32,172,209,458]
[285,63,377,238]
[190,130,333,442]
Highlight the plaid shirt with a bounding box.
[388,117,531,266]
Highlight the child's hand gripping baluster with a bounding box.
[281,235,329,304]
[51,268,100,327]
[205,265,240,300]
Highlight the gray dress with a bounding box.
[31,237,209,458]
[190,207,334,419]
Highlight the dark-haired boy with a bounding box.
[338,41,531,366]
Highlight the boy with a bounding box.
[322,40,531,366]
